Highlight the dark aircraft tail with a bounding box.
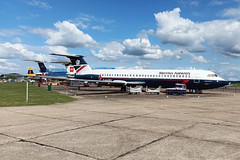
[50,53,92,77]
[50,53,87,65]
[38,62,47,73]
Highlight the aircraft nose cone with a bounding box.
[220,80,229,87]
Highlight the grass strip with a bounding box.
[0,82,75,107]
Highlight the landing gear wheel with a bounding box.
[121,86,127,93]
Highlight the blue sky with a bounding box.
[0,0,240,80]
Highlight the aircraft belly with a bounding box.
[101,78,228,90]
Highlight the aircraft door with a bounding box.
[194,74,200,83]
[194,79,200,83]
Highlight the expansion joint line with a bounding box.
[28,115,138,140]
[113,122,199,160]
[18,139,101,160]
[174,134,240,149]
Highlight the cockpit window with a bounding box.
[207,74,218,77]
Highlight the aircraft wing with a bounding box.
[36,76,145,86]
[96,80,145,86]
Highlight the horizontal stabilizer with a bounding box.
[50,53,87,65]
[51,61,72,66]
[24,60,46,63]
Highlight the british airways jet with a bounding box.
[51,53,229,93]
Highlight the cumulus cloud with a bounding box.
[92,38,208,63]
[26,21,97,48]
[217,66,240,81]
[92,38,171,61]
[46,21,97,48]
[154,8,205,52]
[91,41,124,61]
[0,42,51,61]
[0,59,19,71]
[153,8,240,58]
[202,20,240,58]
[123,38,163,57]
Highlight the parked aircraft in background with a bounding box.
[27,68,36,77]
[50,53,229,92]
[28,60,67,77]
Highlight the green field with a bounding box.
[233,84,240,87]
[230,82,240,87]
[0,82,75,107]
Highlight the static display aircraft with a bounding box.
[50,53,229,92]
[27,61,68,77]
[27,68,35,77]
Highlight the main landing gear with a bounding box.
[195,89,202,94]
[120,86,127,93]
[188,89,203,94]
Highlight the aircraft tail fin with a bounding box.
[27,68,35,76]
[50,53,92,77]
[38,62,47,73]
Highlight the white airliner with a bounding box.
[51,53,229,92]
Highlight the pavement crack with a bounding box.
[18,139,101,160]
[113,123,198,160]
[0,132,21,140]
[28,115,139,140]
[173,134,240,149]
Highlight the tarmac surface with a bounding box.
[0,87,240,160]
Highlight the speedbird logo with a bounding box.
[70,67,74,72]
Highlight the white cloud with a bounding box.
[12,37,22,43]
[0,59,19,71]
[154,8,205,52]
[223,7,240,19]
[91,26,105,32]
[70,14,114,30]
[217,66,240,81]
[153,8,240,58]
[202,20,240,58]
[0,42,51,61]
[123,38,163,57]
[24,21,97,48]
[92,38,208,63]
[180,0,199,6]
[209,0,225,6]
[45,21,97,48]
[25,0,52,9]
[190,55,208,63]
[16,13,39,20]
[91,41,124,61]
[220,62,230,65]
[27,27,54,38]
[0,29,22,37]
